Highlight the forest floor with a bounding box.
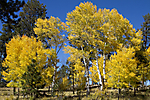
[0,87,149,100]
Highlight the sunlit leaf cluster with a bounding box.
[2,35,54,87]
[107,47,139,88]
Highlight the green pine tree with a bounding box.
[140,13,150,86]
[15,0,47,37]
[0,0,25,87]
[135,13,150,89]
[141,13,150,49]
[21,59,46,98]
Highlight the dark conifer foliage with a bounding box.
[0,0,25,87]
[141,13,150,49]
[16,0,47,37]
[0,0,25,23]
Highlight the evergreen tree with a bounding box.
[15,0,47,37]
[0,0,25,23]
[141,13,150,49]
[0,0,25,87]
[137,13,150,86]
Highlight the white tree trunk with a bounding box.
[52,65,56,93]
[103,53,106,83]
[81,46,90,96]
[52,47,58,93]
[95,53,103,90]
[103,42,106,85]
[85,63,90,96]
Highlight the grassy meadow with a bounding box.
[0,86,149,100]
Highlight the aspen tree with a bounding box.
[2,35,54,91]
[34,17,66,92]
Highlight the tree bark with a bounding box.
[73,73,75,94]
[134,87,136,96]
[103,41,107,89]
[95,53,103,90]
[48,86,50,92]
[17,88,19,99]
[118,88,121,100]
[13,87,16,95]
[103,52,106,89]
[52,65,56,93]
[85,65,90,96]
[81,46,90,96]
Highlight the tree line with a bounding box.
[0,0,150,99]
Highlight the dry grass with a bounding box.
[0,87,149,100]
